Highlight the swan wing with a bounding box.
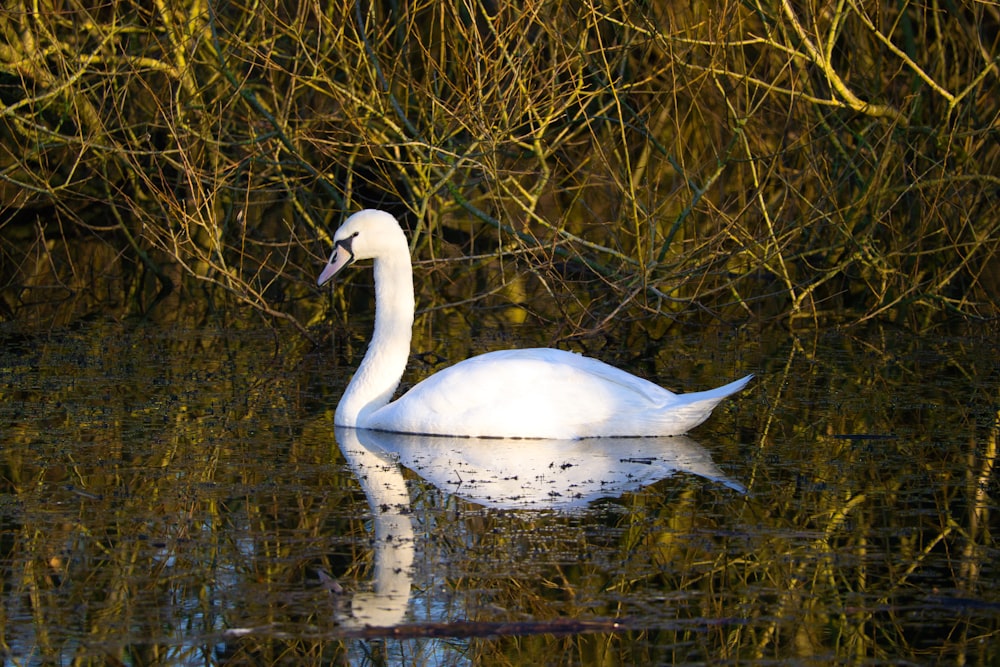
[364,348,748,439]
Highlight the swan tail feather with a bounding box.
[685,374,754,402]
[653,374,753,435]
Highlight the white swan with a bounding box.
[318,209,752,439]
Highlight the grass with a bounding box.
[0,0,998,331]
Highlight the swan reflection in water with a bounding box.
[334,426,745,628]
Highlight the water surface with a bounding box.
[1,320,997,665]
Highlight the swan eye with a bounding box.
[337,231,360,247]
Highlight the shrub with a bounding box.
[1,0,997,330]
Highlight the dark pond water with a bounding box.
[1,318,997,665]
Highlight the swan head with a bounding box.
[317,209,407,286]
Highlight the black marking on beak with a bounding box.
[336,234,357,263]
[318,231,360,286]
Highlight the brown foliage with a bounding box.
[1,0,998,330]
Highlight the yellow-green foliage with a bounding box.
[1,0,997,329]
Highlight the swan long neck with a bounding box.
[335,249,415,426]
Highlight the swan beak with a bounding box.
[317,242,355,286]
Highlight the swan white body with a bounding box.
[319,209,752,439]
